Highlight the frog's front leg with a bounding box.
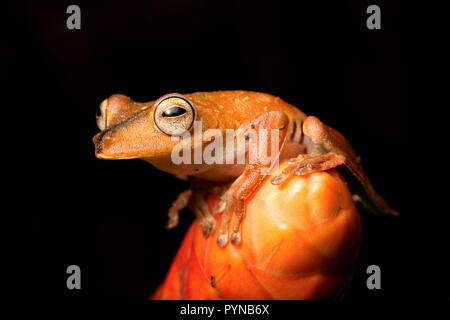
[167,183,226,236]
[166,188,217,236]
[271,116,398,216]
[166,189,192,230]
[216,111,289,247]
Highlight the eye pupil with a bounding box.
[162,106,186,117]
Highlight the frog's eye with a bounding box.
[153,95,196,135]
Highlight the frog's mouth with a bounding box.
[93,107,175,160]
[93,131,174,160]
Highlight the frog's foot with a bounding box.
[167,188,217,236]
[211,185,228,216]
[216,190,232,247]
[166,189,192,230]
[216,179,251,247]
[189,191,217,237]
[198,214,217,237]
[271,152,346,185]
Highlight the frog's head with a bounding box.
[93,93,197,162]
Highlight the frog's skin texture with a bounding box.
[93,91,397,247]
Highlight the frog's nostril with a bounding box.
[96,99,108,131]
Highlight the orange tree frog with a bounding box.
[93,91,397,247]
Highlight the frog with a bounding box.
[93,91,398,247]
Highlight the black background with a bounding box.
[7,0,430,301]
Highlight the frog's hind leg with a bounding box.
[271,115,398,216]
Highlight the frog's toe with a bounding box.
[207,216,217,234]
[166,216,178,230]
[199,216,217,236]
[215,200,226,215]
[230,231,241,246]
[270,172,289,185]
[216,232,228,247]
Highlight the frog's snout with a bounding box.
[96,99,108,131]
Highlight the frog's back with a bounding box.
[185,90,306,130]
